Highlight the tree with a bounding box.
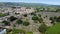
[38,18,43,23]
[16,19,23,24]
[56,16,60,22]
[9,16,17,21]
[36,8,40,12]
[38,23,48,33]
[30,12,36,16]
[49,16,60,24]
[38,14,41,17]
[49,17,56,24]
[46,15,47,17]
[51,20,55,24]
[2,20,10,26]
[23,14,27,17]
[49,17,54,20]
[23,21,30,26]
[32,16,39,20]
[55,9,60,12]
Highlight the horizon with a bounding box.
[0,0,60,5]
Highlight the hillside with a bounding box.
[45,23,60,34]
[0,2,60,7]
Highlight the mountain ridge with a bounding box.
[0,2,60,7]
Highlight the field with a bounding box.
[45,23,60,34]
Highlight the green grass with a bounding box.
[45,23,60,34]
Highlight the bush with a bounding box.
[38,14,41,17]
[50,16,60,23]
[23,14,27,17]
[2,20,10,26]
[55,9,60,12]
[56,16,60,22]
[23,21,30,26]
[38,18,43,23]
[51,20,55,24]
[49,17,54,20]
[30,12,36,16]
[36,8,40,12]
[16,19,23,24]
[38,23,48,33]
[9,16,17,21]
[32,16,39,20]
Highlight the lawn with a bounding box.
[45,23,60,34]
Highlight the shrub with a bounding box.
[2,20,10,26]
[38,23,48,33]
[16,19,23,24]
[23,21,30,26]
[36,8,40,12]
[38,14,41,17]
[55,9,60,12]
[32,16,39,20]
[23,14,27,17]
[38,18,43,23]
[56,16,60,22]
[9,16,17,21]
[49,17,54,20]
[31,12,36,16]
[50,16,60,23]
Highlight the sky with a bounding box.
[0,0,60,5]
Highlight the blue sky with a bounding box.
[0,0,60,5]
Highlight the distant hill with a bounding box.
[0,2,60,7]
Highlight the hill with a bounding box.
[0,2,60,7]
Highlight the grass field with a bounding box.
[45,23,60,34]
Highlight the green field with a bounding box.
[45,23,60,34]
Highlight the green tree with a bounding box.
[23,14,27,17]
[23,21,30,26]
[38,14,41,17]
[38,23,48,33]
[36,8,40,12]
[9,16,17,21]
[38,18,43,23]
[2,20,10,26]
[16,19,23,24]
[55,9,60,12]
[56,16,60,22]
[30,12,36,16]
[32,16,39,20]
